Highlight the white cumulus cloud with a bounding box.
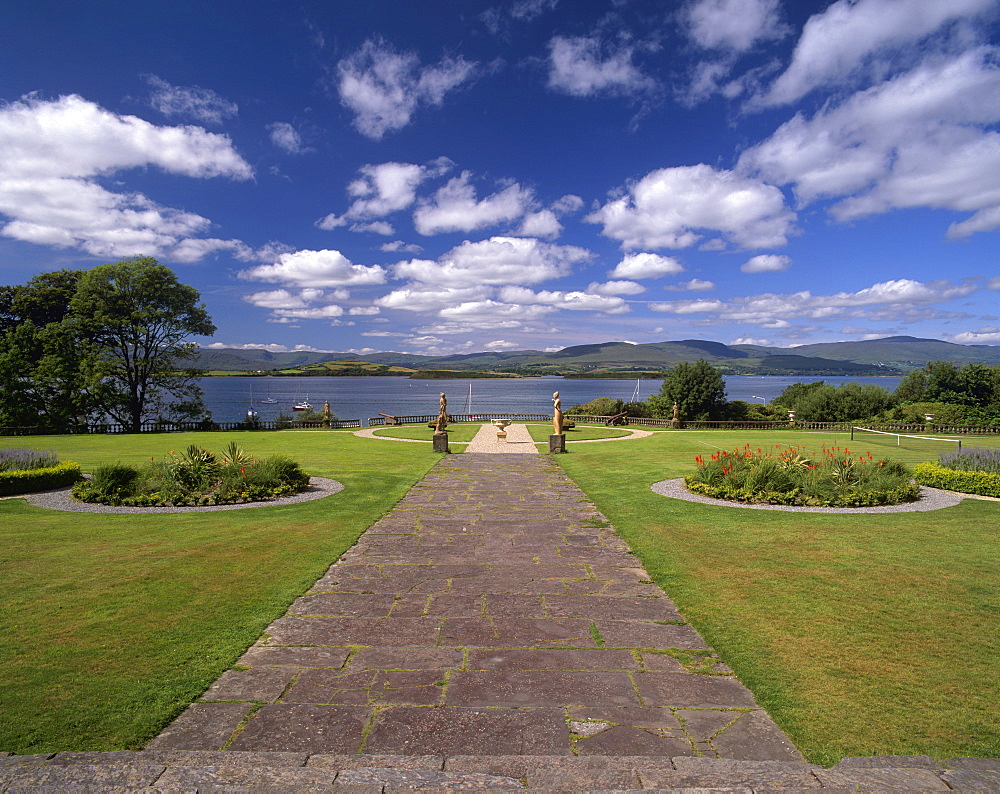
[413,171,535,235]
[268,122,308,154]
[0,93,252,260]
[337,39,476,139]
[394,236,591,288]
[742,254,791,273]
[145,75,238,125]
[547,35,656,97]
[684,0,788,53]
[763,0,995,106]
[609,252,685,280]
[741,48,1000,236]
[239,249,387,288]
[588,164,795,250]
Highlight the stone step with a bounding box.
[2,750,998,790]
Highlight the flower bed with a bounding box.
[71,443,310,507]
[0,446,82,496]
[913,447,1000,497]
[684,443,919,507]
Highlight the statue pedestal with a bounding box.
[496,431,507,441]
[549,433,566,454]
[432,432,450,453]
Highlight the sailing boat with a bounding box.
[246,383,259,420]
[630,378,640,402]
[292,395,312,412]
[261,379,277,404]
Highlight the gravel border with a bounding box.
[19,476,343,514]
[651,477,963,513]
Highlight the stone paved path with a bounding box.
[148,453,800,762]
[464,422,539,453]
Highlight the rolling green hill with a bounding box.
[190,335,1000,376]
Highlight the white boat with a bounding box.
[261,379,278,403]
[292,396,312,411]
[247,384,259,420]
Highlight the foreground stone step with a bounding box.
[2,750,998,790]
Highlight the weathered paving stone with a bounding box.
[338,767,524,788]
[595,620,710,650]
[710,709,805,762]
[575,725,696,756]
[649,757,823,789]
[228,704,371,752]
[154,764,341,789]
[633,672,760,708]
[942,769,1000,790]
[815,767,951,789]
[346,647,464,670]
[0,763,167,789]
[446,670,640,707]
[305,755,442,773]
[285,669,446,707]
[466,648,640,671]
[237,646,352,668]
[569,706,684,732]
[148,453,799,767]
[544,594,682,621]
[439,617,596,647]
[146,702,251,750]
[364,706,572,756]
[263,616,441,647]
[944,757,1000,770]
[289,593,396,616]
[199,667,298,702]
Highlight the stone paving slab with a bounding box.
[2,750,998,790]
[148,453,801,764]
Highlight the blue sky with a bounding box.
[1,0,999,355]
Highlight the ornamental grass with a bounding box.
[684,443,918,507]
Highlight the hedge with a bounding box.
[913,462,1000,498]
[0,461,82,496]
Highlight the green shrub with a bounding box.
[684,443,918,507]
[913,462,1000,498]
[71,445,311,507]
[0,460,82,496]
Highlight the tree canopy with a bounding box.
[0,257,215,431]
[648,359,727,420]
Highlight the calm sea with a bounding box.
[199,375,903,426]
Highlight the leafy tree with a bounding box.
[895,361,1000,408]
[0,257,215,431]
[70,257,216,431]
[648,359,727,420]
[567,397,623,415]
[777,381,896,422]
[773,380,826,407]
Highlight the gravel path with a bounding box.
[651,478,963,513]
[18,477,343,514]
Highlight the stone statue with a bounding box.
[672,402,680,422]
[552,391,563,435]
[322,401,331,420]
[435,392,449,433]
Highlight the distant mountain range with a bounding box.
[190,336,1000,377]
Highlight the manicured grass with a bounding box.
[3,427,999,762]
[554,429,1000,765]
[522,422,634,442]
[0,431,438,754]
[371,423,482,442]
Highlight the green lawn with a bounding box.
[554,429,1000,765]
[0,431,437,754]
[1,428,998,763]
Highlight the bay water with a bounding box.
[200,375,903,426]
